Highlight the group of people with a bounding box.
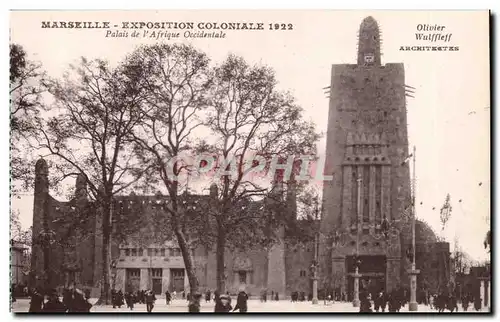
[28,288,92,313]
[107,288,250,313]
[11,283,29,301]
[290,291,313,302]
[259,290,279,302]
[357,287,485,313]
[185,289,249,313]
[359,288,418,313]
[431,291,482,312]
[110,289,156,311]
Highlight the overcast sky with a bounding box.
[10,10,490,261]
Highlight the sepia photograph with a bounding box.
[8,9,491,314]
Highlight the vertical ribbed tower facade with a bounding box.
[319,17,412,296]
[31,158,50,288]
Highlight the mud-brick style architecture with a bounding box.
[320,16,419,298]
[30,156,318,297]
[29,16,451,299]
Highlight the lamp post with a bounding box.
[311,197,320,304]
[353,174,362,307]
[406,146,419,311]
[331,229,349,302]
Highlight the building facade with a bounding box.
[30,157,300,297]
[10,240,28,285]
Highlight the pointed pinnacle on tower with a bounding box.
[357,16,381,66]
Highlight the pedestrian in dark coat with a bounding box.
[42,290,67,313]
[111,289,117,308]
[260,289,267,302]
[62,288,73,309]
[474,294,482,311]
[214,290,220,303]
[205,290,211,303]
[233,291,248,313]
[29,289,44,313]
[380,292,387,312]
[374,292,383,312]
[188,293,202,313]
[447,294,458,312]
[68,289,92,312]
[117,290,124,308]
[145,290,156,313]
[387,291,399,312]
[214,294,232,312]
[462,294,470,312]
[125,292,134,310]
[166,291,171,305]
[359,291,372,313]
[11,284,16,303]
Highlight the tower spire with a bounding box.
[357,16,381,66]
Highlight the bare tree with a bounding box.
[484,230,491,253]
[124,43,213,295]
[203,54,320,293]
[10,44,47,193]
[453,241,471,276]
[37,57,149,304]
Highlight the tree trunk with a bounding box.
[216,228,226,294]
[95,203,111,305]
[168,183,199,295]
[174,227,199,295]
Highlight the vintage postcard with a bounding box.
[9,10,490,313]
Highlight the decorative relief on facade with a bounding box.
[343,132,390,166]
[233,257,252,271]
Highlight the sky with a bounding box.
[9,10,490,262]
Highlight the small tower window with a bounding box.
[364,54,375,64]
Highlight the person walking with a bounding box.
[165,290,171,305]
[359,291,372,313]
[125,292,134,311]
[233,289,248,313]
[42,289,67,313]
[29,288,44,313]
[145,290,156,313]
[214,294,232,312]
[68,289,92,312]
[188,292,202,313]
[117,290,124,308]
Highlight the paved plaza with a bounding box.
[11,298,490,313]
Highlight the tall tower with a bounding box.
[266,171,287,297]
[319,17,411,295]
[31,158,50,288]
